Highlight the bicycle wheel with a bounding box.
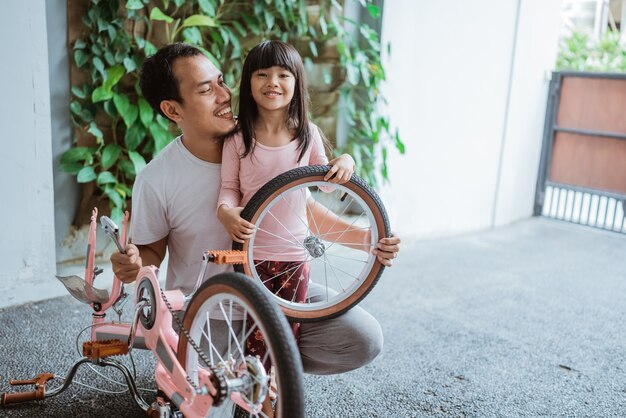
[234,165,391,322]
[177,272,304,418]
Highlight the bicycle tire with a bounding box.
[234,165,391,322]
[177,272,304,418]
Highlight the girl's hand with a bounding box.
[218,205,255,243]
[371,234,401,267]
[325,153,355,184]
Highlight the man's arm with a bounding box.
[306,198,400,267]
[111,236,168,283]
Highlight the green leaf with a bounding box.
[70,101,82,115]
[149,6,174,23]
[122,103,139,128]
[103,99,117,117]
[319,14,328,36]
[125,0,144,10]
[60,161,84,174]
[117,183,132,198]
[110,206,124,223]
[61,147,93,164]
[144,41,157,56]
[148,123,173,155]
[92,86,113,102]
[367,4,381,19]
[113,93,130,118]
[128,150,147,175]
[231,21,246,37]
[182,27,203,45]
[107,24,117,41]
[74,39,86,50]
[103,65,125,91]
[77,166,97,183]
[97,171,117,185]
[138,98,154,127]
[87,122,104,142]
[264,10,275,31]
[74,50,88,68]
[197,46,220,68]
[119,159,136,177]
[123,56,137,72]
[104,51,115,66]
[93,56,105,75]
[71,86,86,99]
[104,185,125,208]
[125,122,146,151]
[181,15,217,29]
[101,143,122,170]
[198,0,216,15]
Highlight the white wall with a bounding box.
[493,0,564,226]
[379,0,563,238]
[0,1,56,306]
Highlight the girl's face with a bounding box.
[250,66,296,114]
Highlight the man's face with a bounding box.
[171,55,234,138]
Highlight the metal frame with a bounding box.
[534,71,626,234]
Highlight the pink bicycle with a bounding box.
[1,166,391,417]
[1,208,304,417]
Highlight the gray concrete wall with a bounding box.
[0,1,57,305]
[47,0,80,260]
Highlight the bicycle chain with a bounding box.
[159,290,227,403]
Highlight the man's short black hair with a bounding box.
[139,43,203,120]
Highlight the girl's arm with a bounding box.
[218,138,255,243]
[309,124,355,184]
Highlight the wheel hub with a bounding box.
[218,355,268,408]
[303,235,325,258]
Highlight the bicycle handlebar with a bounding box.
[100,216,126,254]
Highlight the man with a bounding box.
[111,43,401,375]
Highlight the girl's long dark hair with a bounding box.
[236,40,311,162]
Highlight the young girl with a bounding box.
[217,40,354,361]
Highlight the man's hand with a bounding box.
[325,153,355,184]
[111,243,142,283]
[372,235,401,267]
[218,205,255,243]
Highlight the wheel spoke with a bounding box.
[218,301,246,359]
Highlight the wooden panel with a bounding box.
[549,132,626,194]
[557,76,626,133]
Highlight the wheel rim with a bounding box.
[243,180,380,315]
[184,292,275,418]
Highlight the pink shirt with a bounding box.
[218,125,328,261]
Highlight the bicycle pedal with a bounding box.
[205,250,247,265]
[83,339,129,360]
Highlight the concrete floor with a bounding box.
[1,217,625,417]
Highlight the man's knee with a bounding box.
[350,315,384,367]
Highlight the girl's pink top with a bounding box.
[218,126,328,261]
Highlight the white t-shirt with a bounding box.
[130,136,232,294]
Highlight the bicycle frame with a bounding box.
[1,208,258,417]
